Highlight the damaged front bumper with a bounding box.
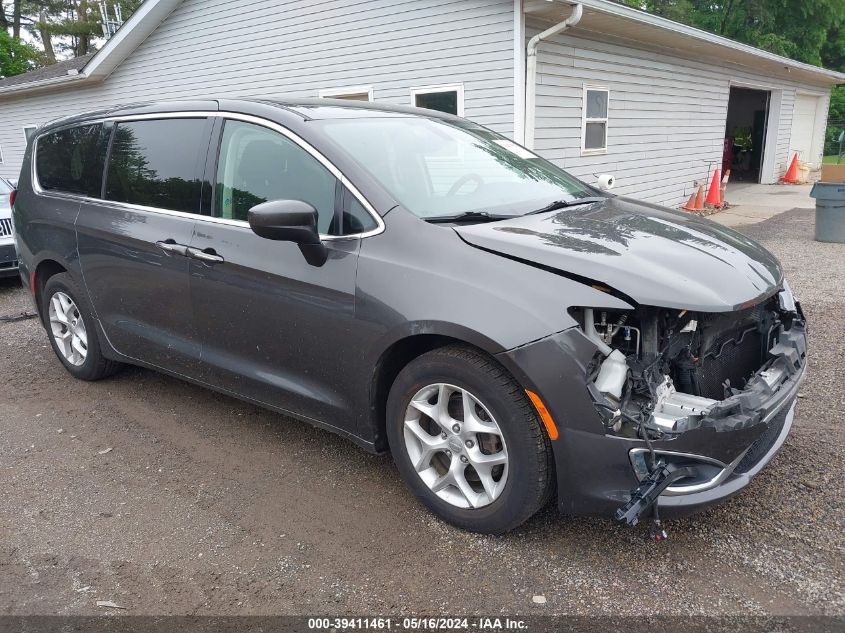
[640,399,796,516]
[498,291,807,520]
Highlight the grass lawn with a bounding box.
[824,154,843,164]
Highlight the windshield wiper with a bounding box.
[424,211,516,224]
[527,196,607,215]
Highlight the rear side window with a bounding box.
[36,124,106,196]
[105,118,207,213]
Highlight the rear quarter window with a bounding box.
[105,118,207,213]
[35,124,106,197]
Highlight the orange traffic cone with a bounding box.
[681,189,697,211]
[693,185,705,211]
[682,185,706,212]
[705,168,721,207]
[780,153,800,184]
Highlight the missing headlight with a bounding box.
[574,294,800,440]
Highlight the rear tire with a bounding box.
[42,273,122,381]
[387,345,554,534]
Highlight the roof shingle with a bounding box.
[0,54,93,89]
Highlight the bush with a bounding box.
[0,31,41,79]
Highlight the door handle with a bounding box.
[155,240,189,256]
[187,247,225,264]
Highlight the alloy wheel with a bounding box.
[48,291,88,366]
[403,383,508,509]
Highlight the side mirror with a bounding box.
[248,199,327,266]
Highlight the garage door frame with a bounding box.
[729,79,782,184]
[791,90,827,170]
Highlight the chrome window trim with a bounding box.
[30,110,385,241]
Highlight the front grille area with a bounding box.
[734,403,791,474]
[697,328,764,399]
[0,218,12,237]
[670,303,771,401]
[674,328,766,400]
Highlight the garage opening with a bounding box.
[723,87,771,183]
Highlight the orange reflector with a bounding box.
[525,390,558,440]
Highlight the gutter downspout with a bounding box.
[525,3,583,149]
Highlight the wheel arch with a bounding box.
[32,258,69,323]
[366,324,521,453]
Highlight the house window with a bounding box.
[318,86,373,101]
[23,125,38,145]
[582,87,609,154]
[410,84,464,116]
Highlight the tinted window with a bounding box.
[36,124,106,196]
[414,91,459,115]
[216,120,345,234]
[105,118,207,213]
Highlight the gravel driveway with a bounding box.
[0,207,842,618]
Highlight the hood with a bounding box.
[454,196,783,312]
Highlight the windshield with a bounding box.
[319,117,597,219]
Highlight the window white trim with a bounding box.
[317,85,374,101]
[23,125,38,145]
[410,83,465,117]
[0,143,4,164]
[581,86,609,155]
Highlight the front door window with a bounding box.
[215,120,338,233]
[214,120,377,236]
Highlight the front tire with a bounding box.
[387,346,553,534]
[42,273,122,381]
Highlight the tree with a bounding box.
[0,1,142,67]
[824,88,845,157]
[0,26,39,77]
[0,0,24,40]
[620,0,845,67]
[27,0,142,61]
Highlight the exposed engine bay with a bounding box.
[572,284,806,534]
[574,283,807,442]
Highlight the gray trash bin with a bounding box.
[810,182,845,243]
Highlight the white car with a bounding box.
[0,177,18,278]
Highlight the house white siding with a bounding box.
[528,21,834,207]
[1,1,838,210]
[0,0,516,180]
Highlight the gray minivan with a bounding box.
[12,99,807,534]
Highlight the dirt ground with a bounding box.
[0,207,842,618]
